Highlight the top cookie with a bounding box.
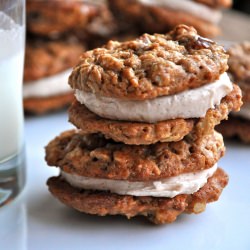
[69,25,228,100]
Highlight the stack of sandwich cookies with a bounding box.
[24,0,117,114]
[217,42,250,142]
[108,0,231,38]
[45,25,242,224]
[23,38,84,114]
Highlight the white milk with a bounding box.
[0,12,24,162]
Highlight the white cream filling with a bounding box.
[23,69,72,98]
[61,164,217,198]
[138,0,222,24]
[232,104,250,120]
[75,72,233,123]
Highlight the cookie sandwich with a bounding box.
[45,25,242,224]
[108,0,231,38]
[217,42,250,142]
[23,38,84,114]
[23,0,118,114]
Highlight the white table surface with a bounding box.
[0,110,250,250]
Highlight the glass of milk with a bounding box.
[0,0,26,207]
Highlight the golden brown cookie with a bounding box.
[24,93,74,115]
[47,168,228,224]
[107,0,223,38]
[69,101,194,145]
[24,38,84,82]
[68,84,241,145]
[45,129,225,181]
[216,116,250,143]
[69,25,228,101]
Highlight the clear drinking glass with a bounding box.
[0,0,26,207]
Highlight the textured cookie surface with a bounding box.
[68,84,241,145]
[24,93,74,115]
[69,25,228,100]
[108,0,220,37]
[47,168,228,224]
[69,101,194,144]
[24,38,84,82]
[216,116,250,143]
[228,42,250,103]
[45,129,225,181]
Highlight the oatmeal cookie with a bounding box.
[107,0,221,37]
[45,129,224,181]
[24,93,74,115]
[69,101,194,144]
[69,25,228,100]
[24,38,84,82]
[47,168,228,224]
[216,117,250,143]
[68,85,242,145]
